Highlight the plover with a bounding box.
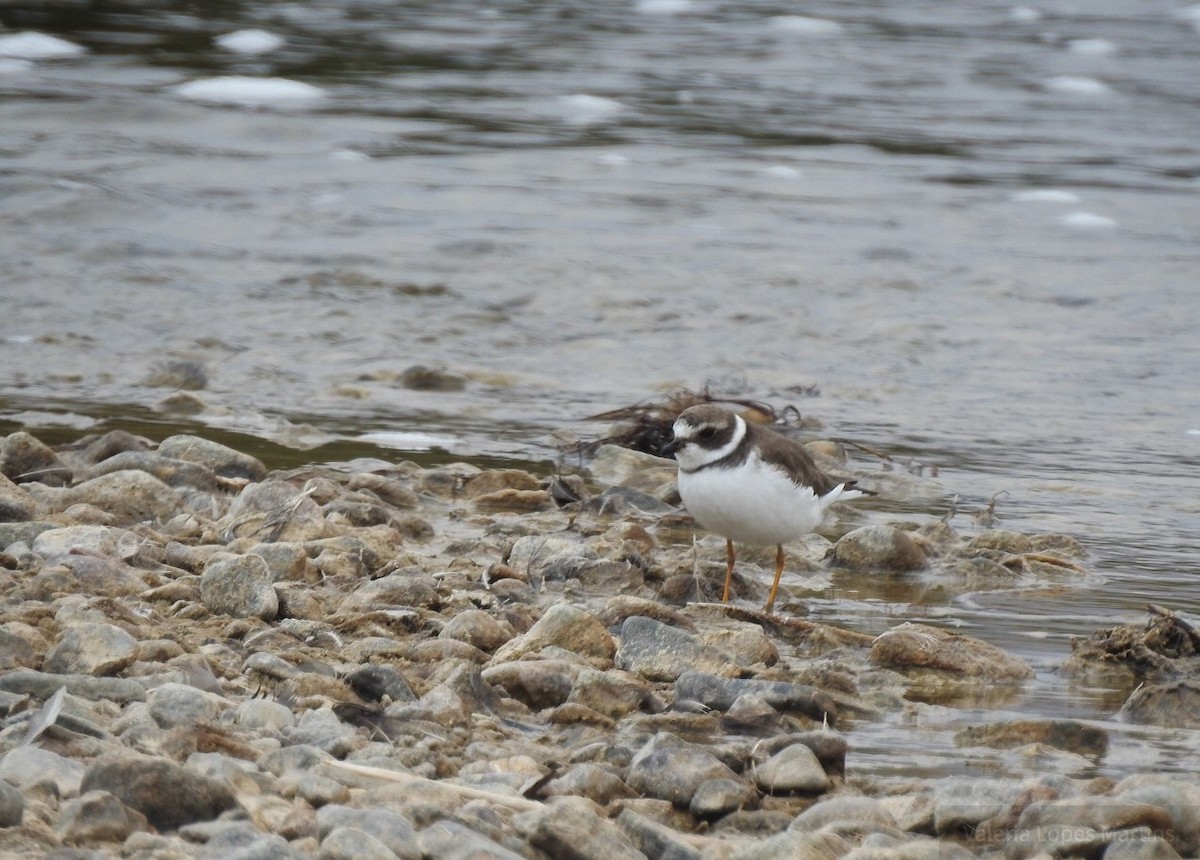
[664,403,869,613]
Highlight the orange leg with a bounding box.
[722,538,736,603]
[764,544,785,614]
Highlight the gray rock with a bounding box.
[491,602,615,664]
[1102,832,1183,859]
[0,745,86,795]
[567,667,660,717]
[27,554,148,599]
[148,682,231,728]
[626,732,743,808]
[688,777,758,819]
[792,796,899,832]
[439,609,515,652]
[617,809,701,860]
[869,623,1034,681]
[220,480,328,543]
[0,628,35,670]
[0,473,36,521]
[346,664,417,705]
[1111,776,1200,856]
[158,434,267,481]
[417,820,528,860]
[1119,681,1200,729]
[0,670,146,703]
[142,359,209,390]
[728,830,851,860]
[760,730,848,777]
[674,671,839,724]
[31,524,139,559]
[616,616,739,682]
[81,754,239,831]
[506,535,600,579]
[87,451,219,490]
[831,524,927,572]
[319,827,400,860]
[200,554,279,620]
[482,659,583,710]
[315,805,419,860]
[1,431,70,485]
[259,744,335,777]
[515,795,647,860]
[587,444,677,498]
[542,763,638,805]
[955,719,1108,757]
[932,778,1023,835]
[754,742,830,795]
[60,470,182,523]
[57,789,142,845]
[236,698,296,732]
[247,541,313,582]
[44,622,140,676]
[0,777,24,826]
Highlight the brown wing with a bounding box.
[746,422,848,496]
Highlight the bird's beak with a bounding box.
[661,437,681,458]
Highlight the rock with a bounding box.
[59,470,182,523]
[148,682,231,728]
[506,535,600,579]
[463,469,542,498]
[44,622,140,676]
[346,665,417,705]
[0,669,146,703]
[0,745,86,795]
[481,659,583,709]
[615,616,737,682]
[1112,775,1200,856]
[0,473,36,521]
[1119,681,1200,728]
[831,525,927,572]
[31,524,139,559]
[397,364,466,391]
[0,628,34,670]
[543,763,638,805]
[439,609,515,652]
[617,809,701,860]
[249,541,316,581]
[869,623,1034,681]
[567,668,660,717]
[201,554,279,620]
[319,827,401,860]
[754,742,830,794]
[220,479,328,543]
[157,434,267,480]
[626,732,743,808]
[674,671,839,724]
[1,431,70,485]
[142,359,209,390]
[515,795,647,860]
[728,830,851,860]
[314,805,419,860]
[81,754,240,831]
[87,451,220,490]
[1006,797,1178,860]
[491,602,615,665]
[688,777,757,818]
[587,444,677,498]
[237,698,296,731]
[965,529,1034,555]
[792,796,898,832]
[26,553,148,599]
[0,778,24,826]
[955,719,1108,757]
[1102,832,1183,859]
[418,820,528,860]
[932,778,1023,835]
[57,789,142,845]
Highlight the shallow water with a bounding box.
[3,0,1200,776]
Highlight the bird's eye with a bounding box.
[698,427,716,441]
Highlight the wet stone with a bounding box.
[674,671,839,724]
[157,433,266,481]
[1119,680,1200,728]
[57,789,143,845]
[869,622,1034,681]
[689,777,758,819]
[831,524,927,572]
[398,364,466,391]
[1,430,71,485]
[0,777,24,826]
[615,615,738,682]
[956,719,1108,757]
[200,554,279,620]
[81,754,240,831]
[44,621,140,676]
[626,731,744,808]
[754,742,830,795]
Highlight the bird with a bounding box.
[662,403,870,613]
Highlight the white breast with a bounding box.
[677,453,839,546]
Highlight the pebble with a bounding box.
[869,622,1035,680]
[158,433,267,480]
[57,789,143,844]
[753,741,830,794]
[148,681,231,727]
[490,601,615,664]
[626,732,743,807]
[201,553,280,619]
[0,473,36,521]
[831,524,928,571]
[615,615,739,681]
[43,621,140,676]
[81,754,240,830]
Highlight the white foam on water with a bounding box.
[1044,75,1112,96]
[359,430,460,451]
[762,164,803,179]
[215,29,286,55]
[1011,189,1080,203]
[1066,38,1117,56]
[1060,211,1117,229]
[557,93,624,126]
[0,58,34,74]
[0,31,86,59]
[1009,6,1042,23]
[170,75,327,107]
[595,152,631,167]
[633,0,695,15]
[768,15,844,36]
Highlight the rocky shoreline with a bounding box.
[1,426,1198,860]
